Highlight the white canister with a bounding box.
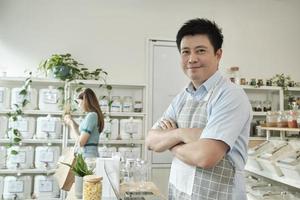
[98,146,117,158]
[11,87,38,110]
[0,176,3,200]
[33,175,60,199]
[3,176,32,200]
[110,96,122,112]
[0,87,10,110]
[118,146,141,160]
[35,146,60,169]
[6,146,34,169]
[36,115,62,139]
[122,96,133,112]
[100,116,119,140]
[8,116,35,139]
[38,87,62,111]
[99,96,110,113]
[0,146,6,169]
[120,117,143,140]
[0,116,8,139]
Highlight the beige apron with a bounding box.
[168,81,235,200]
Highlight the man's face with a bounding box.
[180,34,222,88]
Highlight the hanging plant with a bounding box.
[6,72,33,155]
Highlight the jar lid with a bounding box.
[83,175,102,183]
[230,66,239,71]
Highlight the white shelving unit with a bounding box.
[0,77,148,200]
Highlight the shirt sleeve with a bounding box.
[80,112,98,134]
[201,88,252,150]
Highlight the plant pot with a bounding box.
[75,176,83,199]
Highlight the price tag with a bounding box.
[43,91,58,104]
[41,120,56,132]
[8,180,24,193]
[0,90,3,103]
[14,119,29,132]
[38,151,54,162]
[39,180,53,192]
[125,122,138,134]
[10,151,26,163]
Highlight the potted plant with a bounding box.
[61,153,93,199]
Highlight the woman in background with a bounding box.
[64,88,104,158]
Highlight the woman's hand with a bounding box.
[64,114,73,126]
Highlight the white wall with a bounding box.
[0,0,300,83]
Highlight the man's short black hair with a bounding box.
[176,18,223,53]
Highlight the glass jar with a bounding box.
[257,79,264,87]
[263,100,272,112]
[288,110,298,128]
[110,96,122,112]
[134,101,143,112]
[99,96,109,113]
[266,79,272,86]
[266,111,278,127]
[240,78,246,85]
[83,175,102,200]
[122,96,133,112]
[250,78,256,86]
[229,66,240,85]
[254,100,262,112]
[277,111,288,128]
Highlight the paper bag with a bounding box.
[54,147,75,191]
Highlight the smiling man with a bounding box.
[146,18,252,200]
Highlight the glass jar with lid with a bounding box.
[99,96,109,113]
[110,96,122,112]
[277,111,288,128]
[287,110,298,128]
[263,100,272,112]
[266,111,278,127]
[83,175,102,200]
[122,96,133,112]
[134,101,143,112]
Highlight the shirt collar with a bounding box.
[185,70,222,94]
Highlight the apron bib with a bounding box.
[168,81,235,200]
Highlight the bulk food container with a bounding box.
[100,116,119,140]
[120,117,142,140]
[118,146,141,160]
[6,146,34,169]
[36,115,62,139]
[0,116,8,138]
[110,96,122,112]
[99,96,109,113]
[257,142,293,177]
[0,87,10,110]
[8,116,35,139]
[33,175,60,199]
[38,87,62,111]
[35,146,60,169]
[0,146,7,169]
[247,141,274,171]
[11,87,37,110]
[98,146,117,158]
[277,149,300,180]
[0,176,3,200]
[3,176,32,200]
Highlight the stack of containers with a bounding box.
[6,146,34,169]
[257,142,293,177]
[33,175,60,199]
[11,87,37,110]
[120,117,142,140]
[8,116,35,139]
[3,176,32,199]
[35,146,60,169]
[100,116,119,140]
[38,87,62,111]
[36,115,62,139]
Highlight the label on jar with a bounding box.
[122,104,133,112]
[38,150,54,162]
[41,120,56,132]
[13,120,28,132]
[39,180,53,192]
[43,91,58,104]
[99,99,109,112]
[8,180,24,192]
[0,90,4,103]
[125,122,138,134]
[10,151,26,163]
[111,102,122,112]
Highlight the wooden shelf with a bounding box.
[241,85,282,91]
[260,126,300,132]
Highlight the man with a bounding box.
[146,18,252,200]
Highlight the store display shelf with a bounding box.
[151,163,172,168]
[0,168,56,174]
[252,112,266,116]
[68,139,145,145]
[287,87,300,92]
[241,85,282,91]
[245,165,300,189]
[260,126,300,132]
[0,138,63,144]
[0,109,63,115]
[69,80,147,88]
[71,111,146,117]
[249,137,267,141]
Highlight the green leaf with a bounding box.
[106,85,112,90]
[19,89,27,96]
[11,150,18,155]
[13,137,22,143]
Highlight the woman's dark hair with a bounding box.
[78,88,104,133]
[176,18,223,54]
